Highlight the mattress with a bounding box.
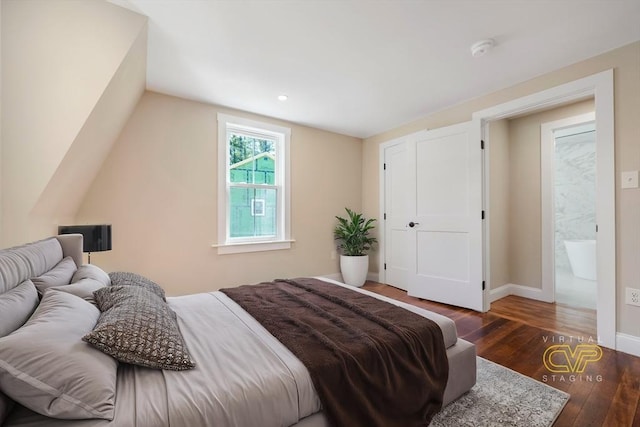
[4,278,466,427]
[5,291,319,427]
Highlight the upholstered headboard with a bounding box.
[0,235,83,295]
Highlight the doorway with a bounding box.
[378,69,615,348]
[477,70,615,349]
[380,123,483,311]
[541,113,597,310]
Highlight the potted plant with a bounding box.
[333,208,377,287]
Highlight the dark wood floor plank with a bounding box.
[460,315,516,346]
[362,282,640,426]
[490,295,597,338]
[570,348,618,427]
[602,354,640,426]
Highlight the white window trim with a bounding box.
[215,113,292,254]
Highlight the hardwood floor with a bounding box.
[362,282,640,427]
[490,295,597,339]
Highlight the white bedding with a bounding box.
[164,292,321,426]
[6,292,321,427]
[5,278,458,427]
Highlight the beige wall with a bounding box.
[76,91,362,295]
[489,100,595,291]
[364,42,640,337]
[0,0,147,246]
[507,100,594,289]
[488,119,510,290]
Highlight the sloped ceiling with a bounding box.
[109,0,640,138]
[1,0,147,245]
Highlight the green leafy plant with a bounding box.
[334,208,377,256]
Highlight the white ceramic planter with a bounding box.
[340,255,369,287]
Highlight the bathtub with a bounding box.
[564,239,597,281]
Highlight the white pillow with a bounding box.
[0,290,118,420]
[31,256,77,295]
[49,278,106,306]
[0,280,38,337]
[71,264,110,287]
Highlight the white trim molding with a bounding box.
[616,333,640,358]
[216,113,292,255]
[540,112,596,303]
[318,273,343,282]
[318,272,380,284]
[488,284,511,303]
[366,272,379,283]
[489,283,548,303]
[474,69,616,350]
[212,239,295,255]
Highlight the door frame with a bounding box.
[474,69,615,349]
[377,69,615,348]
[540,112,596,303]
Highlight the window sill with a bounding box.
[212,239,295,255]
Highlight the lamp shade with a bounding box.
[58,225,112,253]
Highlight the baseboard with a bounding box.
[489,285,511,302]
[317,272,378,284]
[616,333,640,357]
[509,283,548,301]
[489,283,549,303]
[319,273,342,282]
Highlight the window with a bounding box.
[216,113,291,254]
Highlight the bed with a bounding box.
[0,235,476,427]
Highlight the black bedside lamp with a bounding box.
[58,224,112,264]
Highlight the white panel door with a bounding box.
[407,122,484,311]
[383,141,410,290]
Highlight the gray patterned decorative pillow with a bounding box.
[108,271,166,301]
[84,285,195,371]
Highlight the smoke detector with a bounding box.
[470,39,495,58]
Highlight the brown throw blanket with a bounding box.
[220,278,449,427]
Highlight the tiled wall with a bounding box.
[554,129,596,271]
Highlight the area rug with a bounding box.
[430,357,570,427]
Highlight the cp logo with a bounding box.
[543,344,603,373]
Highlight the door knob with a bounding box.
[408,222,419,228]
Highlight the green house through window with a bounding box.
[229,151,276,238]
[217,113,291,254]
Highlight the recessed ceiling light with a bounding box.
[278,94,288,101]
[470,39,495,58]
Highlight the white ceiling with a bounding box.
[108,0,640,138]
